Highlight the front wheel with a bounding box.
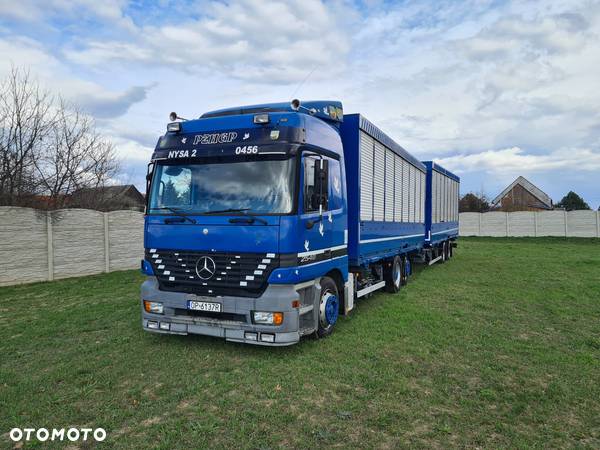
[316,276,339,338]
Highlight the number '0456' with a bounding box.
[235,146,258,154]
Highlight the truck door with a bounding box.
[301,153,343,255]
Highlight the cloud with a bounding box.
[2,0,600,206]
[73,84,154,118]
[436,147,600,174]
[336,0,600,160]
[63,0,350,83]
[456,13,591,59]
[0,38,152,119]
[0,37,61,74]
[111,136,154,163]
[0,0,135,31]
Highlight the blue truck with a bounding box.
[140,100,459,346]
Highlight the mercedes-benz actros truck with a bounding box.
[140,100,459,346]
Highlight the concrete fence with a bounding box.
[2,207,599,286]
[459,211,600,237]
[0,207,144,286]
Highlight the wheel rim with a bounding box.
[393,259,401,288]
[320,291,339,327]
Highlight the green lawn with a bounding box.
[1,237,600,449]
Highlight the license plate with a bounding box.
[187,300,221,312]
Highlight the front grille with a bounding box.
[146,249,279,298]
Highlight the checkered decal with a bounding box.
[146,249,279,298]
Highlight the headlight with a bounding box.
[143,300,164,314]
[253,311,283,325]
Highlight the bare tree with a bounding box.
[0,67,55,205]
[34,99,119,209]
[0,67,120,209]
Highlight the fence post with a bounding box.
[534,211,538,237]
[506,212,510,237]
[103,213,110,273]
[478,213,482,236]
[564,210,568,237]
[46,211,54,281]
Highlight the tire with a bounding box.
[315,276,339,338]
[448,241,454,259]
[401,256,410,285]
[441,242,448,263]
[384,256,402,293]
[403,256,412,284]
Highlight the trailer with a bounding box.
[140,100,460,345]
[423,161,460,264]
[340,114,426,297]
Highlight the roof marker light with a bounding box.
[167,122,181,132]
[254,113,270,124]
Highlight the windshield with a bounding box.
[148,157,296,215]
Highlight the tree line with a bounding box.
[459,191,597,212]
[0,68,119,210]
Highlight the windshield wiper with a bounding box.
[203,208,250,215]
[203,208,268,225]
[153,206,196,224]
[237,210,268,225]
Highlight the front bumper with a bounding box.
[140,277,318,346]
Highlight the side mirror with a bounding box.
[313,159,329,211]
[145,162,155,211]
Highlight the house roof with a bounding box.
[492,176,552,208]
[73,185,144,203]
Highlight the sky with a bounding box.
[1,0,599,208]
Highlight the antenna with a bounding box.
[291,65,318,99]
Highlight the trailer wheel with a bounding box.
[315,276,339,338]
[441,242,448,263]
[401,256,410,285]
[448,241,453,259]
[384,256,402,293]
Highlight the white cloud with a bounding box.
[335,0,600,160]
[437,147,600,174]
[111,136,154,163]
[0,0,135,31]
[2,0,600,205]
[0,38,152,119]
[63,0,350,83]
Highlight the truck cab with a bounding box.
[141,101,350,345]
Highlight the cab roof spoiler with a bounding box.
[201,100,344,123]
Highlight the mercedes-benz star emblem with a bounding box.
[195,256,216,280]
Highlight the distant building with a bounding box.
[491,176,553,212]
[70,185,145,211]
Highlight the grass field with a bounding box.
[1,237,600,449]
